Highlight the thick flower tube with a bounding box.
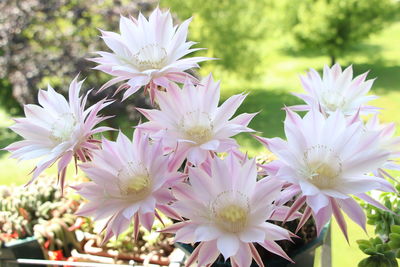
[74,130,184,243]
[291,64,378,116]
[255,109,395,240]
[136,74,256,168]
[90,8,210,103]
[161,154,293,267]
[4,76,112,190]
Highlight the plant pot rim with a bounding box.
[4,236,37,248]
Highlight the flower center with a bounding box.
[320,90,346,112]
[185,125,213,144]
[211,190,249,233]
[180,112,214,145]
[50,113,77,144]
[117,162,151,201]
[133,44,168,71]
[301,145,342,189]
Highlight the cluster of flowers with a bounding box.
[5,8,399,267]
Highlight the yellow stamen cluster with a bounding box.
[302,145,342,189]
[307,162,340,189]
[216,204,248,233]
[117,162,152,201]
[126,174,150,194]
[184,125,213,145]
[180,112,214,145]
[211,191,250,233]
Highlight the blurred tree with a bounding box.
[162,0,271,78]
[0,0,155,127]
[291,0,400,65]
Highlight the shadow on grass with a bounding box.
[351,62,400,93]
[0,128,18,157]
[282,42,383,61]
[292,60,400,94]
[223,88,303,153]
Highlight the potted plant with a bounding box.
[3,6,398,267]
[0,178,81,266]
[357,184,400,267]
[73,215,181,265]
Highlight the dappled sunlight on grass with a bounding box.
[0,154,36,186]
[223,88,303,156]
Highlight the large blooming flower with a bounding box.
[255,109,394,240]
[74,131,184,243]
[4,76,111,190]
[291,64,378,116]
[162,154,293,267]
[91,8,209,103]
[136,74,256,168]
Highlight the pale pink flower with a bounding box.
[162,154,293,267]
[4,76,111,190]
[255,109,394,240]
[90,8,210,103]
[365,115,400,181]
[137,74,256,168]
[291,64,379,115]
[74,131,184,243]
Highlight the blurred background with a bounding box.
[1,0,400,266]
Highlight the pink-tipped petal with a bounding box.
[337,197,367,233]
[249,243,264,267]
[331,198,349,243]
[259,240,294,263]
[283,195,306,223]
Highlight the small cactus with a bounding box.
[0,176,80,257]
[357,184,400,267]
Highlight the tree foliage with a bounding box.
[0,0,156,117]
[292,0,400,64]
[162,0,271,77]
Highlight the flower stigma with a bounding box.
[133,44,168,71]
[320,90,346,113]
[180,111,214,145]
[301,145,343,189]
[50,113,77,144]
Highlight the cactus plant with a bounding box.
[34,215,81,256]
[0,176,80,257]
[357,184,400,267]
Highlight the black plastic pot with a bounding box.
[176,222,331,267]
[0,236,46,267]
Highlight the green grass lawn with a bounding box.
[331,215,375,267]
[1,22,399,267]
[215,22,400,156]
[221,24,400,267]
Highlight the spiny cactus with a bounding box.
[363,184,400,240]
[357,184,400,267]
[86,214,176,259]
[34,214,81,255]
[357,233,399,267]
